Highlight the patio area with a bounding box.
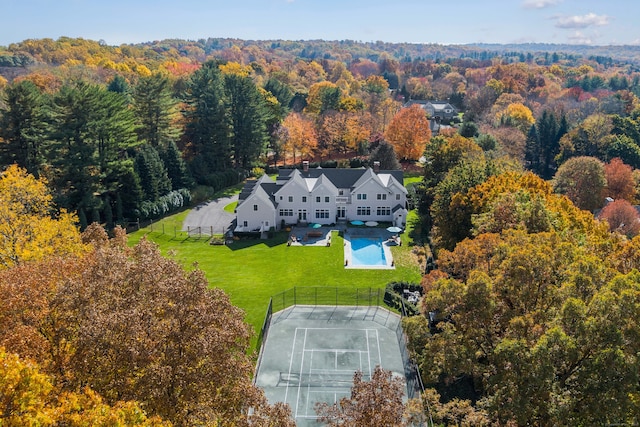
[287,226,333,247]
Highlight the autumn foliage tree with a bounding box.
[599,198,640,238]
[553,156,606,211]
[280,112,317,164]
[0,164,85,269]
[0,224,295,427]
[385,104,431,161]
[604,157,637,202]
[413,228,640,426]
[315,366,405,427]
[0,348,170,426]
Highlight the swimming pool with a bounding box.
[350,237,387,266]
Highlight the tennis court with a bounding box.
[254,305,407,426]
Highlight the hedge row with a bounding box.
[136,188,192,219]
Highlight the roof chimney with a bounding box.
[302,160,309,173]
[373,161,380,173]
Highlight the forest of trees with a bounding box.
[4,36,640,425]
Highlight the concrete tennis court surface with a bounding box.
[254,305,407,426]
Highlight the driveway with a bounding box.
[182,194,238,235]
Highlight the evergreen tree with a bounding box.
[184,60,232,175]
[107,74,129,94]
[135,145,171,201]
[263,77,293,117]
[525,110,564,179]
[103,195,113,230]
[48,82,139,215]
[160,140,192,190]
[525,124,540,172]
[133,73,180,147]
[224,73,270,169]
[369,141,400,170]
[0,80,50,177]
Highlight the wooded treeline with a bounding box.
[2,37,640,228]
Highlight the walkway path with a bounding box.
[182,194,238,235]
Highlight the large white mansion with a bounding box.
[234,161,408,233]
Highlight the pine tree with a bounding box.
[133,73,180,147]
[0,80,50,177]
[135,145,171,201]
[184,60,232,175]
[160,140,192,190]
[369,141,400,170]
[224,73,270,169]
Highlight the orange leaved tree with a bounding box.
[384,104,431,161]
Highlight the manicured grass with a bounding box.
[129,217,422,342]
[224,201,238,213]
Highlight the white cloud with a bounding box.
[555,13,610,29]
[567,31,593,45]
[522,0,562,9]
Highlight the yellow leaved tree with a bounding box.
[0,348,169,426]
[0,164,85,269]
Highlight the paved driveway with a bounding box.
[182,194,238,235]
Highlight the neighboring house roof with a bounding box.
[403,100,457,114]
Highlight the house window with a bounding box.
[243,221,248,227]
[302,196,307,203]
[357,206,371,216]
[339,190,344,196]
[396,194,401,200]
[265,221,269,227]
[325,196,330,203]
[376,207,391,216]
[377,194,387,200]
[315,209,330,219]
[316,196,321,203]
[279,196,283,201]
[253,204,258,211]
[288,196,293,202]
[279,209,294,217]
[357,194,367,200]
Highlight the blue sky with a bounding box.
[3,0,639,47]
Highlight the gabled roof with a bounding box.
[237,183,275,212]
[392,204,406,213]
[352,168,385,192]
[278,167,403,189]
[379,174,408,194]
[239,167,405,209]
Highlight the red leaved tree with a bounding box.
[599,199,640,238]
[604,157,636,202]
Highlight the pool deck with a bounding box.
[286,226,399,269]
[344,228,396,270]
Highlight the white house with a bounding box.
[235,162,408,232]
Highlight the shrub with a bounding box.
[383,281,422,316]
[135,188,192,220]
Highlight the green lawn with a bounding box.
[129,206,423,344]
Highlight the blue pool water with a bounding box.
[350,237,387,266]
